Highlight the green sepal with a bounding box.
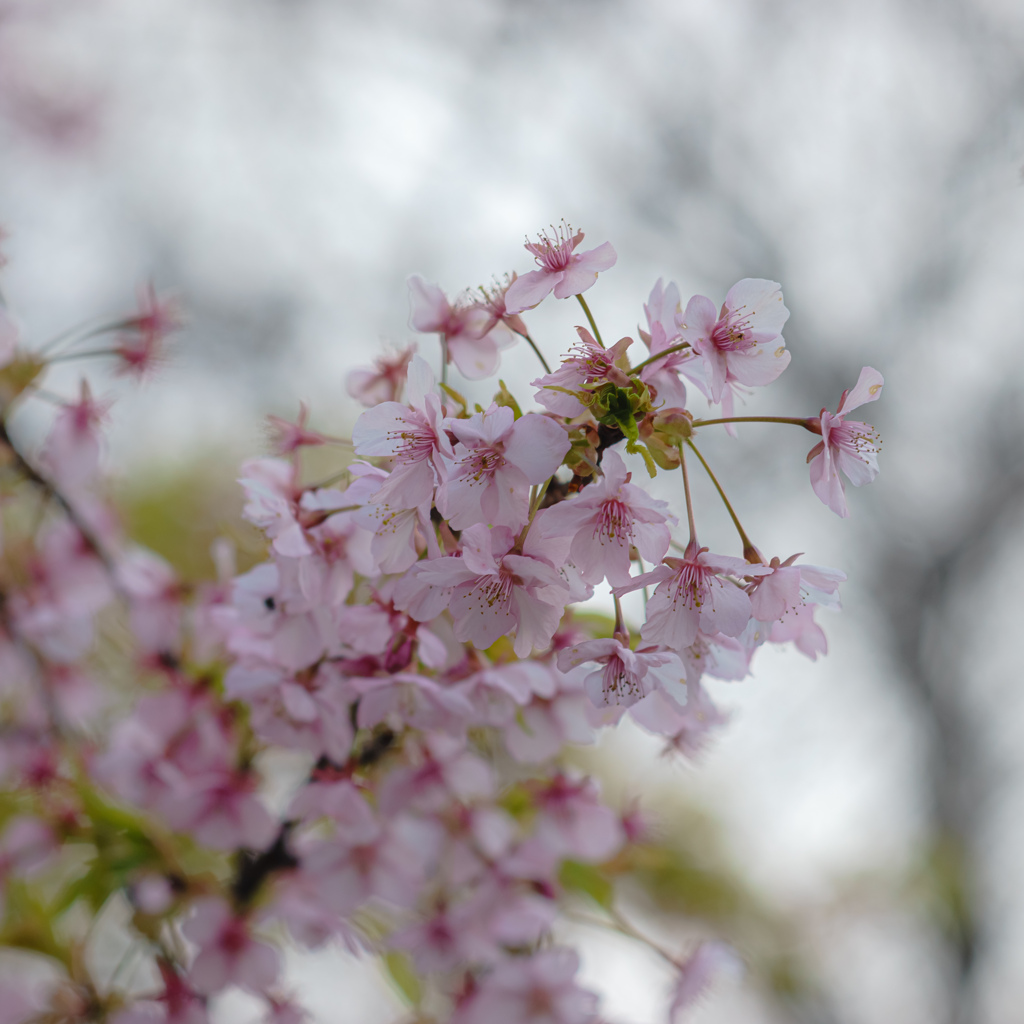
[438,383,469,417]
[626,438,659,478]
[384,950,423,1006]
[493,380,522,419]
[559,859,614,910]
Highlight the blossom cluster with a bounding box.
[0,226,881,1024]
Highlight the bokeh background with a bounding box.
[2,0,1024,1021]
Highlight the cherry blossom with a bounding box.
[0,228,883,1024]
[531,328,632,417]
[557,636,685,708]
[533,449,675,585]
[182,898,280,995]
[435,405,569,532]
[408,275,512,379]
[668,941,743,1020]
[504,223,617,313]
[615,542,770,650]
[806,365,884,517]
[265,403,331,455]
[346,344,416,406]
[113,284,179,378]
[401,524,570,657]
[351,355,452,509]
[638,278,706,409]
[453,948,599,1024]
[40,379,112,490]
[679,278,791,405]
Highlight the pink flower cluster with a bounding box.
[0,226,882,1024]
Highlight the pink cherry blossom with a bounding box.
[502,684,597,763]
[352,671,474,733]
[531,329,632,417]
[668,941,743,1021]
[766,562,846,659]
[528,772,624,863]
[746,555,845,624]
[504,223,617,313]
[629,681,731,758]
[638,278,706,409]
[351,356,453,509]
[404,524,570,658]
[9,518,113,663]
[533,449,675,586]
[806,366,884,517]
[557,636,685,708]
[408,275,512,379]
[615,542,770,651]
[346,344,416,407]
[238,459,308,557]
[0,816,56,917]
[40,379,112,490]
[679,278,791,405]
[300,813,437,913]
[453,947,599,1024]
[265,403,330,455]
[113,283,179,379]
[391,899,490,974]
[182,897,280,995]
[436,405,569,532]
[474,275,528,339]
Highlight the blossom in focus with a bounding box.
[352,355,453,509]
[533,449,675,586]
[556,636,685,709]
[806,365,884,517]
[615,542,770,651]
[402,524,570,657]
[435,404,569,532]
[531,328,632,417]
[766,561,847,659]
[504,223,617,313]
[679,278,790,405]
[638,278,706,409]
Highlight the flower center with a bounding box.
[464,447,505,482]
[525,221,582,273]
[711,306,757,353]
[393,425,436,463]
[595,498,632,544]
[477,568,518,610]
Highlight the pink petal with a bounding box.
[837,366,884,415]
[503,414,569,483]
[504,269,557,313]
[407,275,449,333]
[723,278,789,334]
